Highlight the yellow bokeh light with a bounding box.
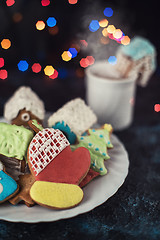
[102,28,108,37]
[1,39,11,49]
[121,36,130,45]
[99,19,108,28]
[107,25,115,34]
[44,65,54,76]
[61,51,72,61]
[36,21,45,30]
[113,29,123,39]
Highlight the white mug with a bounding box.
[85,60,138,130]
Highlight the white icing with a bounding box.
[29,128,70,176]
[48,98,97,135]
[4,86,45,121]
[0,161,3,171]
[0,183,3,194]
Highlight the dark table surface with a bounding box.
[0,70,160,240]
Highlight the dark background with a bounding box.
[0,0,159,116]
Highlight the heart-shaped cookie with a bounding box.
[28,128,91,185]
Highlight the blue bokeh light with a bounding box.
[17,60,29,71]
[103,7,113,17]
[108,56,117,65]
[68,48,78,58]
[89,20,100,32]
[46,17,57,27]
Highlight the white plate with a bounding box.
[0,134,129,223]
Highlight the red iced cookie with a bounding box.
[28,128,91,185]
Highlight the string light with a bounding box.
[99,19,108,28]
[154,104,160,112]
[36,21,45,30]
[0,70,8,80]
[17,60,29,72]
[102,28,108,37]
[41,0,50,6]
[121,36,130,45]
[1,39,11,50]
[68,0,78,4]
[107,25,115,34]
[44,65,54,76]
[32,63,42,73]
[113,29,123,40]
[61,51,72,61]
[89,20,100,32]
[46,17,57,27]
[0,58,4,68]
[103,7,113,17]
[6,0,15,7]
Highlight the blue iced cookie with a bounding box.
[0,161,19,203]
[52,121,76,144]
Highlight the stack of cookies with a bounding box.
[0,87,113,209]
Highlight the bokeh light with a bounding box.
[80,58,88,68]
[86,56,95,65]
[46,17,57,27]
[100,36,109,45]
[13,12,23,23]
[102,28,108,37]
[0,70,8,80]
[18,60,29,72]
[68,0,78,4]
[80,40,88,47]
[89,20,100,32]
[108,56,117,65]
[154,104,160,112]
[107,25,115,34]
[121,36,130,45]
[49,69,58,79]
[61,51,72,61]
[113,29,123,39]
[32,63,42,73]
[68,48,78,58]
[1,39,11,50]
[6,0,15,7]
[0,58,4,68]
[99,19,108,28]
[36,21,45,30]
[41,0,50,6]
[103,7,113,17]
[48,26,59,35]
[44,65,54,76]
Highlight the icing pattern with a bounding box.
[71,127,113,175]
[48,98,97,135]
[29,128,70,176]
[0,122,34,160]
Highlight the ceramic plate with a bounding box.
[0,132,129,223]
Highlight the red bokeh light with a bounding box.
[6,0,15,7]
[0,58,4,68]
[0,70,8,80]
[32,63,42,73]
[49,69,58,79]
[41,0,50,6]
[154,104,160,112]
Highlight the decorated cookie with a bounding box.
[48,98,97,144]
[28,128,90,209]
[0,122,34,180]
[28,128,91,184]
[71,124,113,175]
[9,174,35,207]
[0,161,19,203]
[4,86,45,126]
[30,181,83,209]
[79,168,100,188]
[115,36,157,86]
[28,119,44,133]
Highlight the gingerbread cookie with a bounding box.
[4,86,45,126]
[48,98,97,144]
[28,128,91,209]
[9,174,35,207]
[0,122,34,180]
[71,124,113,175]
[0,161,19,203]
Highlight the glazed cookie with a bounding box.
[0,161,19,204]
[0,122,34,180]
[28,128,91,209]
[48,98,97,144]
[4,86,45,126]
[71,124,113,175]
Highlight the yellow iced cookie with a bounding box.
[30,181,83,209]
